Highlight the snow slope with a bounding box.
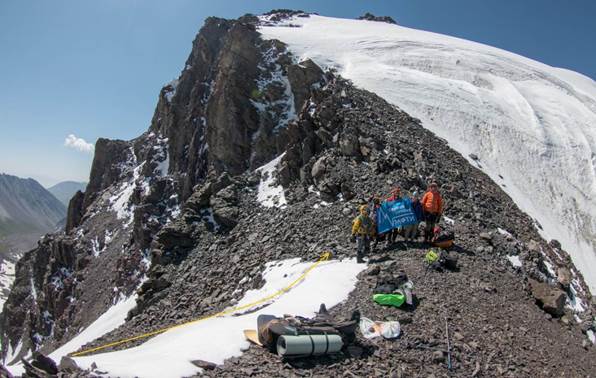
[5,294,138,376]
[0,259,15,310]
[256,153,287,208]
[260,15,596,292]
[44,258,363,378]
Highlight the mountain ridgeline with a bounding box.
[0,174,65,236]
[1,11,594,377]
[47,181,87,207]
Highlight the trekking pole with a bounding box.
[444,315,452,371]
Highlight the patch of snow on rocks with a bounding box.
[164,79,179,103]
[543,260,556,278]
[256,153,287,208]
[109,160,144,228]
[0,259,16,310]
[4,339,23,367]
[251,46,297,131]
[68,257,366,378]
[567,283,586,313]
[497,227,512,237]
[200,208,220,232]
[506,255,522,268]
[151,134,170,177]
[30,276,37,301]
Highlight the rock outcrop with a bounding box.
[65,190,84,233]
[0,12,324,364]
[358,12,397,24]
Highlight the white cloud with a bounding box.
[64,134,94,153]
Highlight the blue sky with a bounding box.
[1,0,594,187]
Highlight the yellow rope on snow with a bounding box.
[69,251,332,357]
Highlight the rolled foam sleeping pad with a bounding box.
[276,334,343,356]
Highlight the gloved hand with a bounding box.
[350,235,356,243]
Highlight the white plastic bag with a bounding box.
[359,317,401,339]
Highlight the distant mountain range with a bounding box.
[0,173,70,310]
[47,181,87,207]
[0,174,66,235]
[0,173,69,260]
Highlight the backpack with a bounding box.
[358,214,373,232]
[256,310,359,356]
[432,229,455,249]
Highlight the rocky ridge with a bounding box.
[0,12,323,366]
[1,11,595,378]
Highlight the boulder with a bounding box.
[311,156,327,180]
[432,350,445,363]
[479,232,492,242]
[157,224,196,250]
[339,130,361,157]
[357,12,397,24]
[30,352,58,375]
[191,359,217,370]
[529,279,566,317]
[286,58,324,110]
[557,267,572,289]
[58,356,80,372]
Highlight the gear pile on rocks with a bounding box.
[1,11,595,378]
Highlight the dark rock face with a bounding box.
[358,12,397,24]
[83,138,131,209]
[65,190,84,233]
[148,16,324,200]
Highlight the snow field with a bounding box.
[68,258,364,378]
[7,257,365,377]
[260,15,596,292]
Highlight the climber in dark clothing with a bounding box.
[385,187,402,245]
[368,195,383,250]
[404,191,423,242]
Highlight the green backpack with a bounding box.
[425,250,440,264]
[372,293,406,308]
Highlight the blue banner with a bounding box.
[376,198,418,234]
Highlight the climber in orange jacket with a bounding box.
[421,182,443,242]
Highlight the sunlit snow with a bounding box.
[255,153,287,208]
[0,259,15,310]
[506,255,522,268]
[6,294,138,376]
[260,15,596,293]
[58,258,364,378]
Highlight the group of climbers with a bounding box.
[351,182,444,263]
